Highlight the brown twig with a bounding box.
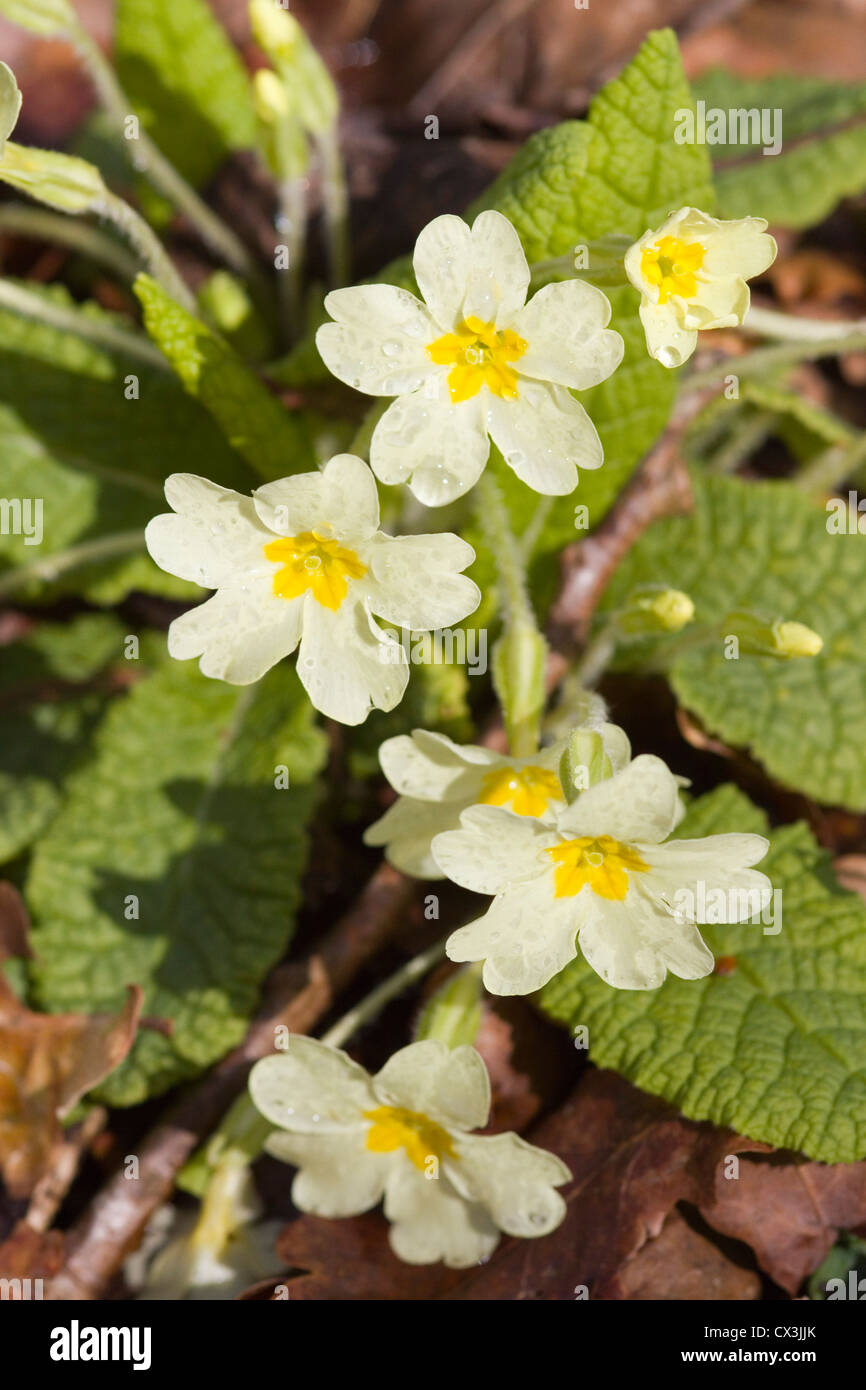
[25,1107,108,1235]
[47,862,417,1300]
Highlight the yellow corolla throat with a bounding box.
[479,764,562,818]
[640,235,705,305]
[263,530,366,610]
[364,1105,456,1171]
[427,316,528,404]
[546,835,649,901]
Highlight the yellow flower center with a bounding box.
[546,834,649,901]
[363,1105,456,1171]
[478,764,562,818]
[427,316,527,404]
[263,530,366,610]
[640,235,705,304]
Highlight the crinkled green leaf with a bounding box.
[539,784,866,1163]
[0,616,145,865]
[114,0,256,188]
[26,662,326,1104]
[695,68,866,228]
[600,474,866,809]
[0,284,255,602]
[136,274,315,479]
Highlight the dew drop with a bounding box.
[382,340,402,358]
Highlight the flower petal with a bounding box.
[446,884,583,995]
[364,796,465,878]
[378,730,497,800]
[167,588,303,685]
[265,1129,392,1218]
[432,804,555,895]
[577,891,714,990]
[249,1038,375,1133]
[366,532,480,630]
[316,284,437,396]
[253,454,380,543]
[464,209,530,326]
[384,1164,500,1267]
[513,279,624,390]
[557,754,681,844]
[637,298,697,368]
[486,379,602,495]
[642,834,771,919]
[412,213,473,331]
[296,597,408,725]
[454,1131,569,1236]
[370,385,489,505]
[146,475,272,589]
[372,1040,490,1130]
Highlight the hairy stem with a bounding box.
[71,22,258,282]
[0,278,167,368]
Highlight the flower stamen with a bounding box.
[546,834,649,901]
[640,235,705,304]
[427,316,527,404]
[478,765,561,818]
[264,530,366,610]
[364,1105,456,1171]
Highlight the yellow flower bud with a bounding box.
[774,621,823,659]
[618,585,695,635]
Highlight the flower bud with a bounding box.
[558,727,612,804]
[724,609,823,659]
[618,584,695,635]
[415,965,483,1049]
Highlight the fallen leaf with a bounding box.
[0,883,143,1198]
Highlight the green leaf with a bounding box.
[26,661,326,1104]
[136,274,315,479]
[114,0,257,189]
[0,616,127,865]
[0,284,255,602]
[695,68,866,228]
[538,784,866,1163]
[600,474,866,809]
[471,27,714,542]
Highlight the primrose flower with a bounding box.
[433,754,770,995]
[364,722,631,878]
[249,1037,570,1267]
[144,454,480,725]
[624,207,777,367]
[316,210,624,505]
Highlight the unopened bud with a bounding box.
[558,728,612,804]
[414,965,483,1049]
[724,609,823,660]
[618,585,695,635]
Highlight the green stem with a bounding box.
[321,937,448,1049]
[573,620,619,688]
[315,127,349,287]
[0,529,146,598]
[275,175,306,340]
[708,407,776,474]
[795,433,866,495]
[70,23,258,282]
[743,305,866,343]
[0,278,166,367]
[475,472,546,757]
[0,202,140,281]
[687,330,866,390]
[95,189,195,310]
